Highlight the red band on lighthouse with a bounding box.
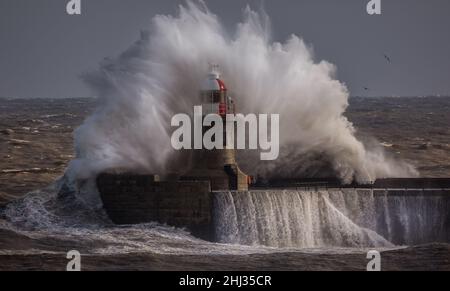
[216,79,227,91]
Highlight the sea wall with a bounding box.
[213,189,450,247]
[372,189,450,245]
[97,174,214,240]
[97,174,450,247]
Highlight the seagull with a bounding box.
[383,54,392,63]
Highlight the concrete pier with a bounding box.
[97,175,450,243]
[97,173,214,240]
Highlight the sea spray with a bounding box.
[69,0,417,186]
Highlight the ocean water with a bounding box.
[1,178,448,262]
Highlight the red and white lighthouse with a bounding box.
[199,65,235,117]
[184,65,248,191]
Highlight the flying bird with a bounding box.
[363,87,370,91]
[383,54,392,63]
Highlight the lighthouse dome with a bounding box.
[201,66,227,91]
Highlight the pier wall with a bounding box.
[97,175,450,244]
[97,173,214,240]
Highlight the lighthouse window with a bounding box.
[202,91,222,103]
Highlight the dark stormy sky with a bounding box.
[0,0,449,98]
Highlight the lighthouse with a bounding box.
[184,65,249,191]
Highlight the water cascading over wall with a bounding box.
[213,189,450,248]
